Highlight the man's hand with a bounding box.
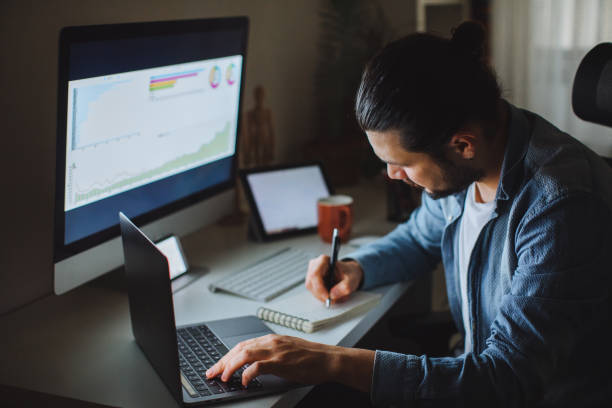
[205,335,335,386]
[205,334,374,391]
[305,256,364,304]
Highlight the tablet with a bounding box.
[240,163,333,240]
[155,235,188,280]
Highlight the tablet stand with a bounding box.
[170,266,208,294]
[247,216,265,242]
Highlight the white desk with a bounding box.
[0,177,410,407]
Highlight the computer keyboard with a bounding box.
[178,325,261,397]
[209,247,312,302]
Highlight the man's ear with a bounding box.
[448,131,477,160]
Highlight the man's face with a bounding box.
[366,129,484,199]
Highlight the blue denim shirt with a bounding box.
[350,102,612,407]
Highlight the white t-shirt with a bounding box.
[458,182,495,354]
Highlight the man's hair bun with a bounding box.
[451,21,486,61]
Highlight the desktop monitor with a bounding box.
[53,17,248,294]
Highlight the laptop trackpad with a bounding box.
[206,316,274,348]
[222,332,272,349]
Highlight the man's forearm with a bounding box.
[330,346,375,392]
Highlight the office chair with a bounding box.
[572,42,612,166]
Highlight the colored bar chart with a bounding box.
[149,69,203,92]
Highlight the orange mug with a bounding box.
[317,195,353,243]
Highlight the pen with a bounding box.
[325,228,340,308]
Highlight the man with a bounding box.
[207,22,612,406]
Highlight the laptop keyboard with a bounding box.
[178,325,262,397]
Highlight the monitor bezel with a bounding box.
[54,17,249,263]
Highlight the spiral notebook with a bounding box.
[256,290,381,333]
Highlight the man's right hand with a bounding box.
[305,256,364,304]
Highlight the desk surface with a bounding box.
[0,177,407,408]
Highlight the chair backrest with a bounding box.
[572,43,612,128]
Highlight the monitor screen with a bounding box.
[64,54,242,245]
[54,18,248,290]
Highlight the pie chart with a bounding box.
[209,66,221,88]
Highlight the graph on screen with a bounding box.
[148,68,206,99]
[65,56,242,210]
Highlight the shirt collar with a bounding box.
[495,101,531,202]
[445,101,530,216]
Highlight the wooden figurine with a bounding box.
[242,85,275,168]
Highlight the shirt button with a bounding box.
[447,215,453,221]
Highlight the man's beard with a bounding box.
[404,156,484,200]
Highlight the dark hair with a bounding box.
[355,21,501,154]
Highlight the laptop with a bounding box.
[118,212,294,405]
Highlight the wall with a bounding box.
[0,0,416,314]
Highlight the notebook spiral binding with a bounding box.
[256,307,313,333]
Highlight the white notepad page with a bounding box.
[257,290,381,332]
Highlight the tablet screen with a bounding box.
[244,164,331,235]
